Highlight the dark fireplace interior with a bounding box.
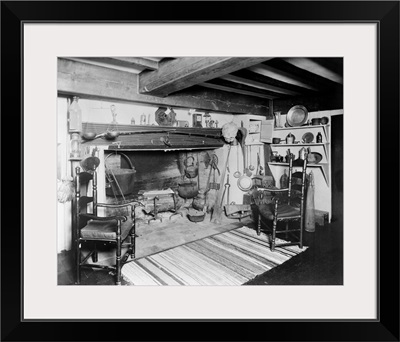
[104,149,221,220]
[105,150,183,196]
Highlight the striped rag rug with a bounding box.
[122,226,307,285]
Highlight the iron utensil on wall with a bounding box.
[233,146,241,178]
[249,145,255,172]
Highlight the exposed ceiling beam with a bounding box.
[264,59,342,92]
[64,57,146,74]
[138,57,273,97]
[200,82,276,100]
[57,58,270,115]
[200,78,282,99]
[282,58,343,84]
[79,57,159,70]
[104,57,159,70]
[232,69,318,96]
[247,64,319,91]
[142,57,165,62]
[219,74,301,96]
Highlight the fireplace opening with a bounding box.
[104,148,225,224]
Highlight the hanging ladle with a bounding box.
[233,145,241,178]
[249,145,255,172]
[244,145,252,177]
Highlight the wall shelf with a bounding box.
[268,113,332,220]
[268,162,329,186]
[274,124,330,131]
[271,142,330,158]
[271,143,329,147]
[274,124,330,143]
[268,162,328,166]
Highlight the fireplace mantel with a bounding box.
[81,122,224,151]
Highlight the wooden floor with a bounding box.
[58,212,255,285]
[58,209,343,286]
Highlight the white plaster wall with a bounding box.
[77,98,234,128]
[57,98,72,252]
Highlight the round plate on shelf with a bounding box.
[286,105,309,127]
[302,132,314,143]
[307,152,323,164]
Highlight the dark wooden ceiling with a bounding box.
[59,57,343,115]
[66,56,342,99]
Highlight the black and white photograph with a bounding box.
[3,1,398,338]
[56,56,344,286]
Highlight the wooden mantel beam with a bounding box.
[138,57,272,97]
[57,58,270,116]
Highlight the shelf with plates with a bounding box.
[268,161,329,184]
[274,124,330,143]
[271,143,329,146]
[274,124,330,130]
[271,142,330,160]
[269,111,332,221]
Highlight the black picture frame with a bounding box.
[1,1,398,341]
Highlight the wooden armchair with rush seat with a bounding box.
[73,166,143,285]
[255,157,308,251]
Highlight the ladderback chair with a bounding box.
[74,166,143,285]
[256,157,308,251]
